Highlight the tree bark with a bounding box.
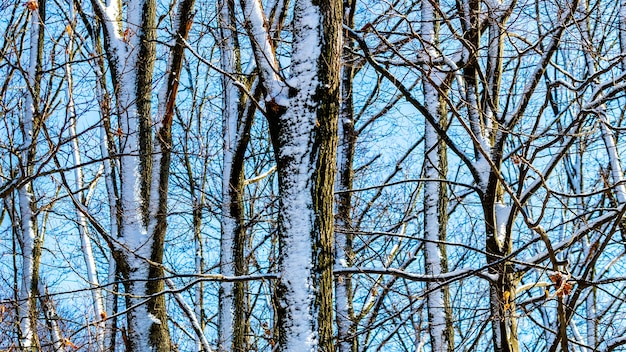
[243,0,342,349]
[17,1,45,349]
[89,0,195,349]
[335,1,357,350]
[421,2,454,349]
[218,0,253,348]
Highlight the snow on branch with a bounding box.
[334,266,495,283]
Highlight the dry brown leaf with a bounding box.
[63,338,77,349]
[25,0,38,10]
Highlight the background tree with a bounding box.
[16,1,45,349]
[217,0,253,348]
[86,0,196,349]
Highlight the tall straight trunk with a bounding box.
[17,171,39,352]
[76,10,121,348]
[97,65,120,352]
[218,0,252,349]
[335,1,357,351]
[241,0,341,349]
[17,1,45,349]
[89,0,195,349]
[422,78,453,352]
[65,14,106,346]
[111,0,170,345]
[421,1,453,350]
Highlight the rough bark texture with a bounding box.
[229,104,255,352]
[313,0,342,349]
[264,0,341,350]
[335,0,357,348]
[147,0,195,348]
[137,0,157,219]
[89,0,195,348]
[218,0,252,349]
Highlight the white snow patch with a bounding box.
[474,157,490,189]
[147,312,162,325]
[495,202,510,246]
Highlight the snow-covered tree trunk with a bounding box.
[17,1,44,349]
[89,0,195,349]
[65,16,106,346]
[421,2,453,350]
[460,1,520,350]
[98,1,170,348]
[218,0,252,349]
[17,163,39,352]
[335,1,357,351]
[241,0,341,349]
[80,18,121,349]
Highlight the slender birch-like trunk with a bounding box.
[218,0,252,349]
[65,11,106,346]
[335,1,357,349]
[86,18,121,352]
[17,1,45,349]
[421,2,453,350]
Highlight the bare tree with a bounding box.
[421,1,454,350]
[16,1,45,349]
[217,0,255,349]
[238,0,342,349]
[87,0,196,349]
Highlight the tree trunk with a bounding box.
[89,0,195,349]
[17,1,45,349]
[65,19,106,346]
[218,0,252,348]
[241,0,341,349]
[421,2,454,349]
[335,1,357,349]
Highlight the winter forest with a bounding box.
[3,0,626,350]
